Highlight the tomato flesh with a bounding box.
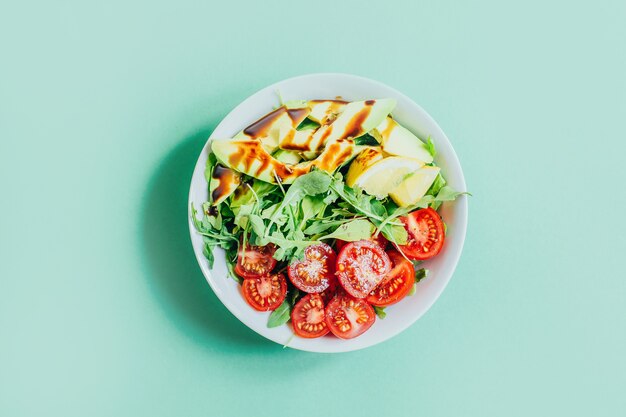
[241,273,286,311]
[336,240,392,298]
[291,294,329,338]
[325,294,375,339]
[288,243,336,293]
[397,208,445,260]
[366,250,415,307]
[235,244,277,279]
[335,234,387,252]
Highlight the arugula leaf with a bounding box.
[265,171,332,235]
[425,136,436,158]
[303,219,354,236]
[379,223,408,245]
[373,306,386,319]
[226,260,242,284]
[204,153,217,189]
[415,268,428,283]
[296,117,321,131]
[289,288,301,307]
[267,300,291,328]
[319,219,375,241]
[434,186,471,202]
[353,133,379,146]
[426,174,446,197]
[202,242,215,268]
[299,195,326,227]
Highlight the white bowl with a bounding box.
[188,73,468,353]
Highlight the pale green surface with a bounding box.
[1,1,625,416]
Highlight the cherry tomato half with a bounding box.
[291,294,329,338]
[335,233,388,252]
[241,273,286,311]
[235,244,277,279]
[336,240,392,298]
[288,243,336,293]
[396,208,445,260]
[325,294,375,339]
[366,250,415,307]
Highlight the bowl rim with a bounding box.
[187,72,468,352]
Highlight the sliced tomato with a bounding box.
[234,244,277,279]
[291,294,329,338]
[397,208,445,260]
[366,250,415,307]
[319,276,339,304]
[335,234,387,252]
[241,273,286,311]
[288,243,336,293]
[325,294,375,339]
[336,240,392,298]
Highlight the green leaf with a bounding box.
[415,268,428,283]
[319,219,375,241]
[434,186,471,202]
[289,288,301,307]
[353,133,379,146]
[426,174,446,197]
[267,299,291,328]
[296,117,321,131]
[425,136,436,158]
[202,243,215,268]
[299,195,326,225]
[303,219,353,236]
[373,306,386,319]
[248,214,267,240]
[266,171,332,234]
[380,223,408,245]
[204,153,217,188]
[226,260,242,284]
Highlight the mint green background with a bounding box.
[1,1,625,416]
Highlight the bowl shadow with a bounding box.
[140,126,274,350]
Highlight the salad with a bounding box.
[191,98,467,340]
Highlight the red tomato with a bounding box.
[234,244,277,279]
[241,274,286,311]
[397,208,445,260]
[288,243,336,293]
[335,234,387,252]
[319,277,339,304]
[366,250,415,307]
[336,240,392,298]
[291,294,329,338]
[325,294,375,339]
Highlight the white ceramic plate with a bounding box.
[188,73,468,353]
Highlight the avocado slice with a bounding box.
[276,99,395,153]
[272,149,301,165]
[209,105,310,204]
[307,99,348,125]
[345,147,384,186]
[209,163,242,205]
[235,105,310,153]
[371,117,433,163]
[389,166,440,207]
[211,138,359,184]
